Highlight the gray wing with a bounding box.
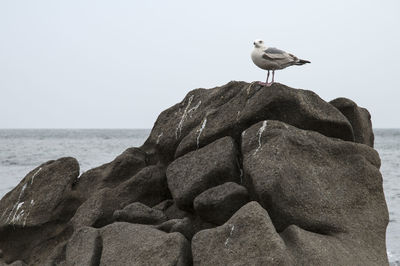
[264,47,286,54]
[262,47,298,67]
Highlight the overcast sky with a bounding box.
[1,0,399,128]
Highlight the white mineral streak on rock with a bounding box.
[188,100,201,117]
[30,167,42,185]
[175,95,194,139]
[23,199,35,227]
[6,183,27,223]
[224,224,235,247]
[196,118,207,148]
[253,121,268,155]
[156,132,163,144]
[11,202,24,224]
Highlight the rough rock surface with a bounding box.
[99,222,192,266]
[113,202,167,225]
[0,81,389,265]
[166,136,240,210]
[192,201,290,265]
[65,227,101,266]
[241,120,388,264]
[330,97,374,147]
[193,182,249,225]
[0,157,80,265]
[142,82,354,162]
[74,147,147,199]
[71,165,168,229]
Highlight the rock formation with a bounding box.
[0,81,388,265]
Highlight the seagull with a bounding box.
[251,39,310,86]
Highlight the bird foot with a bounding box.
[258,81,273,87]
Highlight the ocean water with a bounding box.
[0,129,399,264]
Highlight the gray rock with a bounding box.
[0,158,80,264]
[74,147,147,199]
[166,137,240,210]
[163,202,191,220]
[153,199,174,212]
[65,227,101,266]
[192,201,290,266]
[141,81,354,162]
[330,97,374,147]
[155,218,194,240]
[193,182,249,225]
[0,157,79,228]
[72,165,169,229]
[241,120,389,264]
[99,222,192,266]
[113,202,167,225]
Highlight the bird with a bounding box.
[251,39,310,86]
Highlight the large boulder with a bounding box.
[0,158,80,264]
[71,165,169,229]
[193,182,249,225]
[142,82,354,162]
[241,120,388,264]
[192,201,290,265]
[166,136,240,210]
[330,97,374,147]
[99,222,192,266]
[0,157,79,228]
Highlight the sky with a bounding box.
[0,0,399,128]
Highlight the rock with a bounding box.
[74,147,147,199]
[71,165,169,229]
[166,136,240,211]
[153,199,174,212]
[280,224,360,266]
[41,242,67,266]
[113,202,167,225]
[0,157,80,228]
[330,97,374,147]
[65,227,101,266]
[141,82,354,162]
[192,201,290,265]
[155,218,194,240]
[0,81,388,265]
[163,202,191,220]
[99,222,192,266]
[193,182,249,225]
[241,120,388,263]
[0,158,80,264]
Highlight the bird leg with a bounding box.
[271,70,275,83]
[258,70,273,86]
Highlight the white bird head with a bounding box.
[253,39,265,48]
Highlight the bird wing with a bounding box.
[262,47,298,67]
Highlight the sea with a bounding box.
[0,129,399,264]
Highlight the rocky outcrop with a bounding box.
[0,81,389,265]
[330,97,374,147]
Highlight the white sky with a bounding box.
[1,0,399,128]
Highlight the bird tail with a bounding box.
[295,59,311,65]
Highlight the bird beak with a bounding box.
[253,42,256,45]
